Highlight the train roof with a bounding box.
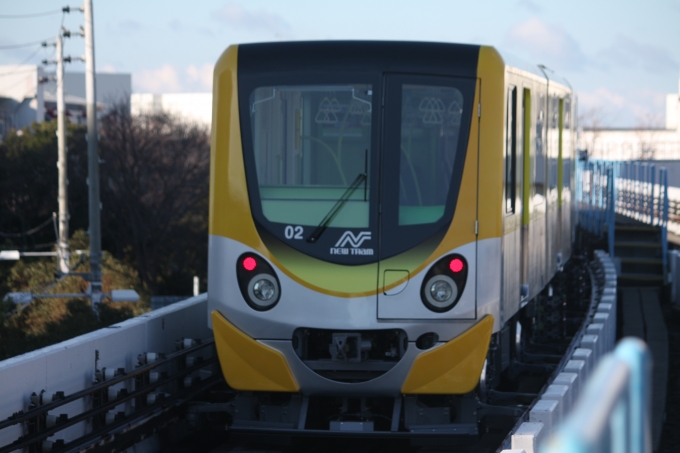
[235,41,572,93]
[237,40,480,79]
[499,49,572,91]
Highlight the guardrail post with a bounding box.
[608,166,615,257]
[649,164,656,226]
[661,168,669,279]
[614,338,652,453]
[540,338,651,453]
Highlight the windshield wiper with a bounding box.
[307,173,367,243]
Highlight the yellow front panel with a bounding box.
[401,315,494,394]
[210,45,488,297]
[476,46,505,240]
[210,46,266,251]
[211,310,299,392]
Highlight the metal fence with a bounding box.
[576,159,669,273]
[541,337,652,453]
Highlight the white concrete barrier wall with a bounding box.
[0,294,211,447]
[507,251,617,452]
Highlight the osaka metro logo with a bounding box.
[331,231,374,256]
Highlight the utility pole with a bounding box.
[84,0,102,310]
[56,34,70,274]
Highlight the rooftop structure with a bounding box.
[0,65,131,140]
[130,92,212,129]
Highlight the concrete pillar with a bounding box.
[553,372,578,408]
[530,399,559,432]
[542,384,570,417]
[511,422,544,453]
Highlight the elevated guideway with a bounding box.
[0,253,625,453]
[0,157,670,453]
[0,294,215,453]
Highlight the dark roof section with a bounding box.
[238,41,481,78]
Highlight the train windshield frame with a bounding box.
[239,71,475,265]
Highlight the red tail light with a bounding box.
[449,258,464,273]
[243,257,257,271]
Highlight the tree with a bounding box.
[635,112,664,161]
[99,105,210,295]
[0,230,148,360]
[0,121,89,251]
[578,106,607,159]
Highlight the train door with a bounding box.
[502,85,521,321]
[376,74,478,320]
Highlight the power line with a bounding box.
[0,10,62,19]
[0,47,45,77]
[0,39,52,50]
[0,217,54,238]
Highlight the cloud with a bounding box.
[118,20,142,32]
[517,0,541,13]
[578,86,668,128]
[579,87,626,111]
[100,64,117,73]
[134,65,182,93]
[596,35,678,74]
[213,2,291,37]
[506,17,588,71]
[133,64,214,93]
[170,19,182,32]
[186,64,213,91]
[198,27,214,38]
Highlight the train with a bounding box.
[207,41,576,435]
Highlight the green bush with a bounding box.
[0,230,149,361]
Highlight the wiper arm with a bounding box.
[307,173,367,243]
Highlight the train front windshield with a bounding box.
[241,77,474,264]
[250,84,373,230]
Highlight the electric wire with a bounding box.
[0,38,52,50]
[0,216,55,238]
[0,10,62,19]
[0,46,45,77]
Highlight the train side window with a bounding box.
[563,98,571,189]
[505,86,517,214]
[549,96,558,191]
[534,93,545,202]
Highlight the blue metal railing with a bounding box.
[541,338,652,453]
[576,159,669,274]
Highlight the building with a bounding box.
[580,77,680,161]
[130,93,212,129]
[0,65,131,140]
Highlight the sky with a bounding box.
[1,0,679,128]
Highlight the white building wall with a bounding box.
[130,93,212,129]
[580,128,680,161]
[0,65,130,138]
[668,93,679,131]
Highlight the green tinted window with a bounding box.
[398,85,465,225]
[250,85,372,228]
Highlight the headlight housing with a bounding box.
[236,253,281,311]
[420,254,468,312]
